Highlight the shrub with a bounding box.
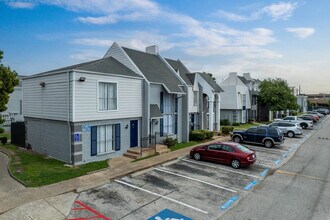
[0,127,4,133]
[163,137,177,147]
[221,126,234,135]
[232,122,240,126]
[189,130,213,141]
[291,111,298,116]
[248,119,255,124]
[0,137,7,145]
[220,119,230,126]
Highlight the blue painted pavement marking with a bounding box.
[148,209,192,220]
[220,195,239,210]
[244,179,258,190]
[288,148,293,152]
[259,168,269,177]
[274,159,282,165]
[282,152,288,158]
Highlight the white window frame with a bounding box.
[193,91,198,106]
[98,81,118,111]
[163,94,173,134]
[97,124,116,155]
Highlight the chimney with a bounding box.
[243,72,252,80]
[146,45,159,55]
[229,72,237,78]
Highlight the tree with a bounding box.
[0,50,19,124]
[258,78,299,112]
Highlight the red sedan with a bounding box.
[190,142,256,169]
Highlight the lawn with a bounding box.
[0,144,109,187]
[169,141,200,151]
[0,132,11,140]
[232,122,263,130]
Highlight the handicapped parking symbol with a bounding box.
[148,209,192,220]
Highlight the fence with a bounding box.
[0,113,18,126]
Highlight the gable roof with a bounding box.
[122,47,184,93]
[198,72,224,92]
[238,76,249,84]
[30,56,142,78]
[185,73,196,84]
[165,58,192,85]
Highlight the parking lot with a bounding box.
[67,117,326,220]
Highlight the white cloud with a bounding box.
[6,2,36,9]
[261,2,298,21]
[69,49,104,62]
[214,2,298,22]
[286,27,315,38]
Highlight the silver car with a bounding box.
[268,122,303,138]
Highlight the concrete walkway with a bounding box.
[0,136,230,219]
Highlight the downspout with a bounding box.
[67,71,72,164]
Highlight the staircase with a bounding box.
[123,144,170,159]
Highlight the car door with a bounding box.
[278,122,289,133]
[219,144,236,165]
[204,144,220,161]
[245,128,257,143]
[255,128,267,143]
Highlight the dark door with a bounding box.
[130,120,138,148]
[245,128,257,142]
[255,128,267,143]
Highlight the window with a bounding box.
[221,145,235,152]
[163,94,173,134]
[208,145,221,150]
[257,128,266,134]
[193,91,198,106]
[91,124,121,156]
[247,128,257,134]
[99,82,117,110]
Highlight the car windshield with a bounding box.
[236,144,253,153]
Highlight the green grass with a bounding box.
[0,145,108,187]
[169,141,200,151]
[0,133,11,140]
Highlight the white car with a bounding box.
[275,116,313,129]
[268,122,303,138]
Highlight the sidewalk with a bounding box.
[0,135,230,219]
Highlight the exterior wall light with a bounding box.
[78,77,86,82]
[40,82,46,87]
[125,124,129,129]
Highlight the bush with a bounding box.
[221,126,234,135]
[248,119,255,124]
[0,127,4,133]
[163,137,177,147]
[220,119,230,126]
[291,111,298,116]
[0,137,7,145]
[232,122,240,126]
[189,130,213,141]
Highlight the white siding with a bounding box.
[187,86,198,113]
[74,72,143,122]
[23,73,69,121]
[104,42,142,76]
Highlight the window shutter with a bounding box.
[175,95,178,113]
[160,92,163,113]
[115,124,121,151]
[175,114,178,134]
[160,118,164,137]
[91,126,97,156]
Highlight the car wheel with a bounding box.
[193,152,201,161]
[287,131,295,138]
[233,136,241,143]
[301,123,307,129]
[264,140,273,148]
[231,159,240,169]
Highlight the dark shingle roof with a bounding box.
[186,73,196,84]
[198,72,224,92]
[150,104,162,119]
[238,76,250,85]
[165,58,192,85]
[123,47,184,93]
[31,57,142,78]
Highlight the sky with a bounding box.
[0,0,329,94]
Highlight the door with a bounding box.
[255,128,267,143]
[130,120,138,148]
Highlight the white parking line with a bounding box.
[181,158,260,179]
[115,179,208,214]
[154,167,237,193]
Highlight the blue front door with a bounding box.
[130,120,138,148]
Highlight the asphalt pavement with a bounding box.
[221,116,330,220]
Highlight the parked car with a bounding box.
[276,116,313,129]
[316,108,329,115]
[301,114,319,122]
[231,126,284,148]
[307,111,323,118]
[190,142,256,169]
[268,122,302,138]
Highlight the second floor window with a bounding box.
[193,91,198,106]
[99,82,117,110]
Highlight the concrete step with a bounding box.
[157,148,171,155]
[123,152,139,159]
[126,149,141,155]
